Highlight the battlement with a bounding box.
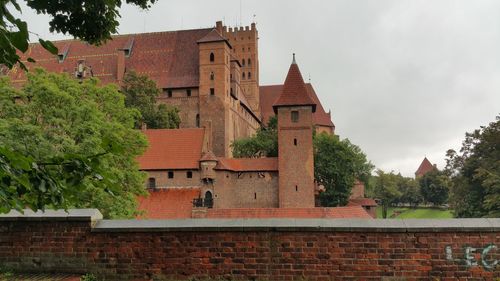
[216,21,257,37]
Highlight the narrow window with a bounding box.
[168,90,172,98]
[294,138,297,146]
[187,89,191,97]
[210,72,214,80]
[248,72,251,79]
[187,171,193,178]
[230,74,233,80]
[230,88,233,96]
[242,72,245,80]
[148,178,156,189]
[248,58,251,66]
[291,110,299,122]
[168,171,174,179]
[210,52,214,62]
[254,193,257,199]
[210,88,215,96]
[242,59,245,66]
[295,185,298,192]
[196,114,200,127]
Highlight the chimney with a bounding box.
[117,49,126,83]
[215,21,223,33]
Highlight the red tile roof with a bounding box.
[8,28,212,88]
[347,198,378,207]
[138,128,205,170]
[200,151,218,162]
[137,188,200,219]
[272,61,316,113]
[197,29,231,48]
[216,157,278,172]
[206,206,372,219]
[415,157,436,177]
[260,83,334,127]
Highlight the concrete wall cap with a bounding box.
[0,209,103,222]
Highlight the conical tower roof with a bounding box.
[272,54,316,113]
[415,157,435,177]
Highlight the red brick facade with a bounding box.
[0,211,498,280]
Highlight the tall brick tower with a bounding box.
[197,29,232,157]
[217,21,260,118]
[273,55,317,208]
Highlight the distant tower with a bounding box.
[197,29,232,157]
[218,21,260,118]
[273,54,316,208]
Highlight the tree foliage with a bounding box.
[231,116,278,158]
[122,71,180,129]
[395,175,422,207]
[314,133,373,207]
[372,170,401,218]
[418,169,449,206]
[0,69,148,218]
[0,0,156,69]
[445,115,500,218]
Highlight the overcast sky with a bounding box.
[20,0,500,177]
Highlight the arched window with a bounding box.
[248,58,251,66]
[204,191,213,208]
[242,59,245,66]
[210,52,214,62]
[210,72,214,80]
[242,72,245,79]
[230,88,233,96]
[147,178,156,189]
[248,72,251,79]
[196,114,200,127]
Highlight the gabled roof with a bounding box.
[197,29,231,48]
[137,128,205,170]
[137,188,200,219]
[8,28,212,89]
[206,206,372,219]
[272,57,316,113]
[216,157,278,172]
[415,157,436,177]
[260,83,334,127]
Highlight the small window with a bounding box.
[210,72,214,80]
[187,171,193,178]
[242,59,245,66]
[254,193,257,199]
[248,72,251,79]
[168,171,174,179]
[210,52,214,62]
[148,178,156,189]
[210,88,215,96]
[291,111,299,122]
[295,185,298,192]
[242,72,245,80]
[294,138,298,146]
[167,90,172,98]
[196,114,200,127]
[230,74,233,79]
[248,58,251,66]
[187,89,191,97]
[230,88,233,96]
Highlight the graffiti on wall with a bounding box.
[445,244,498,270]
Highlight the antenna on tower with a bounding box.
[308,73,311,83]
[253,14,256,24]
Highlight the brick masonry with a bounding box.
[0,210,498,281]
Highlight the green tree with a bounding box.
[445,115,500,218]
[0,69,148,218]
[418,170,449,206]
[231,116,278,158]
[314,133,373,207]
[398,177,422,207]
[122,71,180,129]
[372,170,401,218]
[0,0,156,70]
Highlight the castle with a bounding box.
[7,21,375,219]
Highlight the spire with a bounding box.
[272,55,316,113]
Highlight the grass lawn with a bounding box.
[376,206,453,219]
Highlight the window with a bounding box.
[210,52,214,62]
[168,171,174,179]
[294,138,298,146]
[248,72,251,79]
[187,171,193,178]
[210,88,215,96]
[210,72,214,80]
[187,89,191,97]
[291,110,299,122]
[242,72,245,79]
[230,74,232,79]
[230,88,233,96]
[242,59,245,66]
[254,192,257,199]
[248,58,251,66]
[148,178,156,189]
[295,185,298,192]
[196,114,200,127]
[167,90,172,98]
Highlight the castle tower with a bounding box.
[197,29,233,157]
[217,21,260,118]
[273,55,317,208]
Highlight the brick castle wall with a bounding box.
[0,210,498,281]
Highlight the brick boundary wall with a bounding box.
[0,210,498,281]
